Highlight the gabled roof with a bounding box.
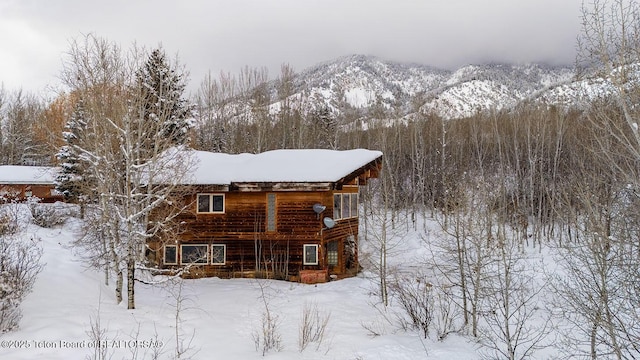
[0,166,58,185]
[181,149,382,187]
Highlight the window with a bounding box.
[350,193,359,217]
[211,244,226,265]
[303,244,319,265]
[327,241,338,266]
[333,193,359,220]
[197,194,225,213]
[164,245,177,265]
[333,194,342,219]
[181,244,209,264]
[266,193,276,232]
[342,193,351,218]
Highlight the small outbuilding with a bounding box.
[148,148,382,283]
[0,165,62,203]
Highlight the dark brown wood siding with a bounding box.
[150,188,359,280]
[148,185,364,281]
[0,184,63,203]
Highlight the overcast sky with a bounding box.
[0,0,584,96]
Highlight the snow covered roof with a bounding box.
[181,149,382,185]
[0,166,59,185]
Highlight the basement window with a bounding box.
[181,244,209,264]
[197,194,225,213]
[303,244,319,265]
[164,245,177,265]
[211,244,226,265]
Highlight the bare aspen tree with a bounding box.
[239,66,271,153]
[548,1,640,357]
[552,106,640,359]
[578,0,640,159]
[194,71,238,152]
[60,34,195,309]
[480,224,550,360]
[0,90,45,165]
[430,177,497,338]
[274,63,303,149]
[60,34,130,303]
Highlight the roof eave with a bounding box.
[335,155,383,188]
[232,182,335,192]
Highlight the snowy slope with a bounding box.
[206,55,640,123]
[258,55,575,121]
[1,204,480,360]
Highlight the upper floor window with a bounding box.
[333,193,358,220]
[197,194,225,213]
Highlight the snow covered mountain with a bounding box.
[220,55,637,123]
[268,55,577,120]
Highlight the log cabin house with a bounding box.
[148,148,382,284]
[0,165,63,203]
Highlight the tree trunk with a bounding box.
[127,252,135,310]
[115,269,123,305]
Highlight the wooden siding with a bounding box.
[149,187,362,280]
[0,184,63,203]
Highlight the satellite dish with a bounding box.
[323,217,336,229]
[313,203,326,214]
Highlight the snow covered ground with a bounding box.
[0,204,481,360]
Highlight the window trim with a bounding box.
[303,244,319,265]
[196,193,225,214]
[211,244,226,265]
[164,245,178,265]
[180,244,209,265]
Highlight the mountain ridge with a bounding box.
[266,55,579,120]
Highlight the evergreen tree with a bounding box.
[310,106,338,149]
[55,99,88,202]
[134,48,194,146]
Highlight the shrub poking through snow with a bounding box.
[0,204,21,236]
[298,302,331,352]
[252,280,283,355]
[29,203,68,228]
[390,273,435,339]
[0,213,16,236]
[0,235,43,333]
